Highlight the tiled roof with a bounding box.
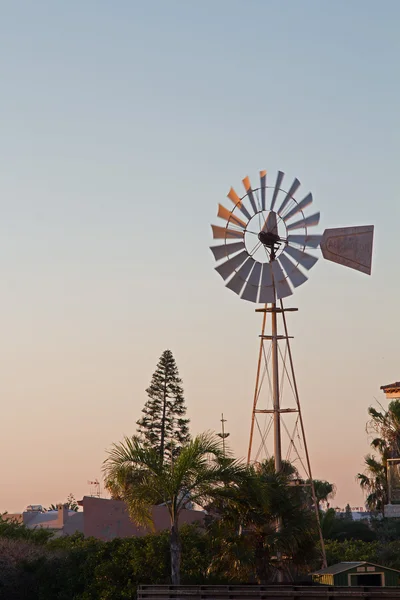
[381,382,400,390]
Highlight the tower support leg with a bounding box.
[247,308,267,464]
[271,303,282,473]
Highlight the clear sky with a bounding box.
[0,0,399,512]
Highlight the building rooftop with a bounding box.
[313,562,365,576]
[313,562,400,576]
[381,382,400,391]
[25,510,79,529]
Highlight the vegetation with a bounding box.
[0,514,53,544]
[48,493,79,512]
[103,431,245,584]
[136,349,190,462]
[310,480,336,511]
[207,462,318,583]
[357,399,400,511]
[2,517,400,599]
[4,396,400,597]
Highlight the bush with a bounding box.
[0,525,218,599]
[0,514,53,545]
[2,520,400,598]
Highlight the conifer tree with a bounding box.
[136,349,190,462]
[344,503,353,520]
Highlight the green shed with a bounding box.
[312,562,400,587]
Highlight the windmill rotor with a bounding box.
[210,171,325,304]
[210,170,373,296]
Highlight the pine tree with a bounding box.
[136,350,190,462]
[344,503,353,520]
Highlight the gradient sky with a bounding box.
[0,0,399,512]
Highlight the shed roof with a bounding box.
[312,562,400,576]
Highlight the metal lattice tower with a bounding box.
[210,168,374,570]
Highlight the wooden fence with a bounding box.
[137,585,400,600]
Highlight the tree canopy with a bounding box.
[103,431,244,584]
[357,400,400,511]
[136,349,190,462]
[48,493,79,512]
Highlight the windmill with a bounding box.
[210,169,374,567]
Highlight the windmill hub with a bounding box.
[258,229,281,248]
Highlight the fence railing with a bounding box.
[137,585,400,600]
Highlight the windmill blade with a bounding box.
[287,234,322,249]
[227,187,252,220]
[217,204,247,229]
[283,245,318,270]
[282,193,313,223]
[277,178,301,216]
[259,263,275,303]
[235,256,255,281]
[286,212,320,232]
[260,170,267,211]
[278,254,308,288]
[242,176,258,214]
[271,260,293,299]
[215,250,248,280]
[270,171,284,211]
[210,241,246,261]
[259,284,276,304]
[225,257,255,296]
[211,225,244,239]
[247,260,262,287]
[260,262,273,287]
[241,262,262,303]
[225,273,246,296]
[320,225,374,275]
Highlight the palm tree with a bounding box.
[103,432,244,585]
[368,401,400,458]
[261,460,336,512]
[357,400,400,511]
[319,507,337,539]
[309,480,336,511]
[357,454,388,511]
[48,493,79,512]
[257,458,299,479]
[207,465,317,583]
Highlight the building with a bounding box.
[5,497,205,541]
[4,504,84,537]
[79,496,205,541]
[380,382,400,399]
[334,507,370,521]
[312,562,400,587]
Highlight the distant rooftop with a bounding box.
[25,510,80,529]
[381,382,400,391]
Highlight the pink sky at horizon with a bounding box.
[0,0,399,513]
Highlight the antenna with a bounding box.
[217,413,230,456]
[210,168,374,572]
[87,479,101,498]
